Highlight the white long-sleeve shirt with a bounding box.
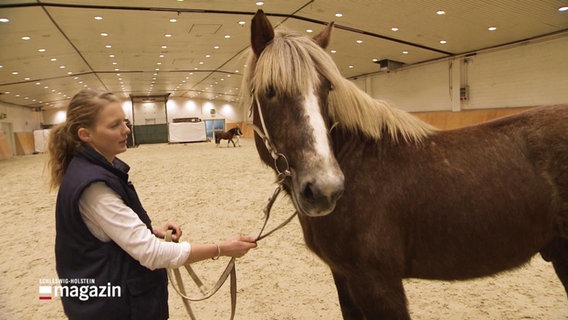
[79,182,191,270]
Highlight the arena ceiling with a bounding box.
[1,0,567,110]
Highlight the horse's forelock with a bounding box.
[243,28,435,144]
[252,30,323,97]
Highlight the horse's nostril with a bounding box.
[302,182,315,202]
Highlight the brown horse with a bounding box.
[245,10,568,319]
[214,127,242,147]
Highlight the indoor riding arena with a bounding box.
[1,1,567,319]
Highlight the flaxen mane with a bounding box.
[243,28,436,143]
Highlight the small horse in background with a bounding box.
[214,127,242,147]
[245,10,568,319]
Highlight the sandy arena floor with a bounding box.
[0,139,566,319]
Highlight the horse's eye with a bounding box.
[266,86,276,98]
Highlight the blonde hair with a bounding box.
[47,89,119,189]
[243,29,435,143]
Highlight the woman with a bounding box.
[48,89,257,320]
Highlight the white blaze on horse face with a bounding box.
[303,85,332,163]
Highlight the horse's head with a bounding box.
[247,10,344,217]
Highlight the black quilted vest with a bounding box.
[55,146,168,320]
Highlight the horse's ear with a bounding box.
[251,10,275,57]
[313,21,334,49]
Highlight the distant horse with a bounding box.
[214,127,242,147]
[245,10,568,319]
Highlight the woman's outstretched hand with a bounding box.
[219,236,258,258]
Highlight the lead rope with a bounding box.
[165,94,297,319]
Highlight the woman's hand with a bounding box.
[218,236,258,258]
[153,221,183,242]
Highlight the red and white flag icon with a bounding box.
[39,286,52,300]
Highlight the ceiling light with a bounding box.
[348,65,354,69]
[439,40,447,44]
[213,45,220,49]
[38,48,46,52]
[22,36,31,40]
[402,51,409,54]
[335,13,343,18]
[356,40,363,44]
[559,6,568,12]
[161,45,167,49]
[169,18,177,22]
[94,16,103,20]
[436,10,446,15]
[238,20,246,25]
[11,71,18,75]
[224,35,231,39]
[488,26,497,31]
[105,45,112,48]
[109,54,115,58]
[100,33,109,37]
[50,58,57,61]
[330,50,337,53]
[165,34,172,37]
[391,27,399,31]
[0,18,9,23]
[59,65,65,69]
[256,1,264,6]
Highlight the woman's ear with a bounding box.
[77,127,92,143]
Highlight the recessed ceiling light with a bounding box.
[348,65,354,69]
[0,18,9,23]
[169,18,177,23]
[356,40,363,44]
[402,50,409,54]
[213,45,220,49]
[559,6,568,12]
[238,20,246,25]
[436,10,446,15]
[105,45,112,48]
[100,33,109,37]
[165,34,172,38]
[224,35,231,39]
[22,36,31,40]
[50,58,57,61]
[391,27,399,31]
[330,50,337,53]
[488,26,497,31]
[38,48,46,52]
[256,2,264,6]
[109,54,115,58]
[59,65,65,69]
[439,40,447,44]
[11,71,18,75]
[94,16,103,20]
[335,13,343,18]
[161,45,167,49]
[306,29,313,33]
[372,58,378,62]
